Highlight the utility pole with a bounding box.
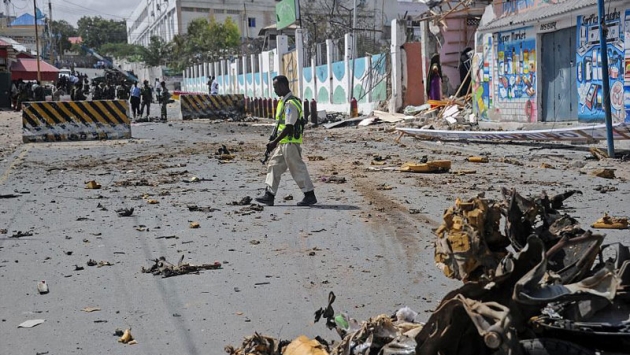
[34,0,41,81]
[597,0,614,157]
[349,0,357,111]
[48,0,53,63]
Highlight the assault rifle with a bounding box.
[260,122,280,165]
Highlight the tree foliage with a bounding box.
[51,20,77,53]
[161,17,241,72]
[100,42,144,61]
[77,16,127,51]
[140,36,169,67]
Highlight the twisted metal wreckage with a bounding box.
[225,189,630,355]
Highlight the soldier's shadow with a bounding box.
[272,204,360,210]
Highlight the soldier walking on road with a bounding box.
[159,81,170,120]
[255,75,317,207]
[139,80,153,118]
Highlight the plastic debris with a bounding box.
[18,319,45,328]
[37,280,49,294]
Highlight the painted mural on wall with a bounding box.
[624,9,630,122]
[496,27,537,111]
[576,10,628,122]
[473,33,493,120]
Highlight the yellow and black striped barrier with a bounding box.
[22,100,132,143]
[180,94,245,120]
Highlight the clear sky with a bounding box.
[4,0,141,27]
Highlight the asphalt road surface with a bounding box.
[1,109,629,354]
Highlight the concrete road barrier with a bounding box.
[22,100,131,143]
[180,94,245,120]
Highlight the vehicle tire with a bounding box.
[520,338,595,355]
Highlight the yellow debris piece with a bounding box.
[400,160,451,173]
[591,214,628,229]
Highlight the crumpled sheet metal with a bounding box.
[434,196,508,281]
[331,315,422,355]
[414,294,522,355]
[502,188,583,252]
[514,237,618,305]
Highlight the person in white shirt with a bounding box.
[210,77,219,95]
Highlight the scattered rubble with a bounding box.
[590,168,616,179]
[229,196,253,205]
[115,208,134,217]
[320,176,346,184]
[187,205,220,212]
[85,180,101,189]
[141,255,222,278]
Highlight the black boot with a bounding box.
[297,191,317,206]
[255,190,275,206]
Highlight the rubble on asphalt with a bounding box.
[141,255,222,278]
[224,188,630,354]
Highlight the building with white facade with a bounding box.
[126,0,278,46]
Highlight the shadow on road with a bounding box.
[270,204,360,210]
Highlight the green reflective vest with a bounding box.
[276,96,303,144]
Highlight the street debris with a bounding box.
[156,235,178,240]
[114,179,153,187]
[589,146,609,160]
[87,259,112,267]
[591,214,629,229]
[590,168,616,179]
[188,205,220,212]
[117,328,136,344]
[235,204,264,215]
[37,280,49,294]
[320,176,346,184]
[229,196,252,205]
[146,199,159,204]
[451,169,476,175]
[115,208,134,217]
[85,180,101,189]
[400,160,450,173]
[141,255,222,278]
[81,307,101,313]
[308,156,325,161]
[283,195,293,201]
[0,193,21,198]
[224,187,630,355]
[9,230,33,238]
[284,336,329,355]
[189,221,200,228]
[594,185,618,193]
[467,156,488,163]
[18,319,45,328]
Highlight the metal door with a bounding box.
[0,73,11,108]
[541,27,577,121]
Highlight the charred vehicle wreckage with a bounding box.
[226,189,630,355]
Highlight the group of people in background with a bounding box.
[129,79,171,121]
[10,71,171,121]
